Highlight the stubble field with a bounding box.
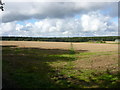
[2,41,118,52]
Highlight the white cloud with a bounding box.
[0,11,118,37]
[0,22,16,34]
[16,24,23,31]
[81,11,112,32]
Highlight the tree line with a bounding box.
[1,36,120,42]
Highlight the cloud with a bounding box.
[81,11,111,32]
[2,2,118,23]
[0,2,118,37]
[0,11,118,37]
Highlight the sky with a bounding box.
[0,0,119,37]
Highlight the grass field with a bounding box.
[2,41,120,88]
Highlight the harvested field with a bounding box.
[1,41,118,52]
[2,41,119,88]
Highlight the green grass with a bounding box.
[83,41,120,44]
[79,51,117,56]
[2,46,120,88]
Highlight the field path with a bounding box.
[1,41,118,52]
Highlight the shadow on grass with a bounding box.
[1,45,18,48]
[2,45,119,88]
[2,45,88,88]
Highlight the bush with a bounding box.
[69,42,75,54]
[96,40,106,43]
